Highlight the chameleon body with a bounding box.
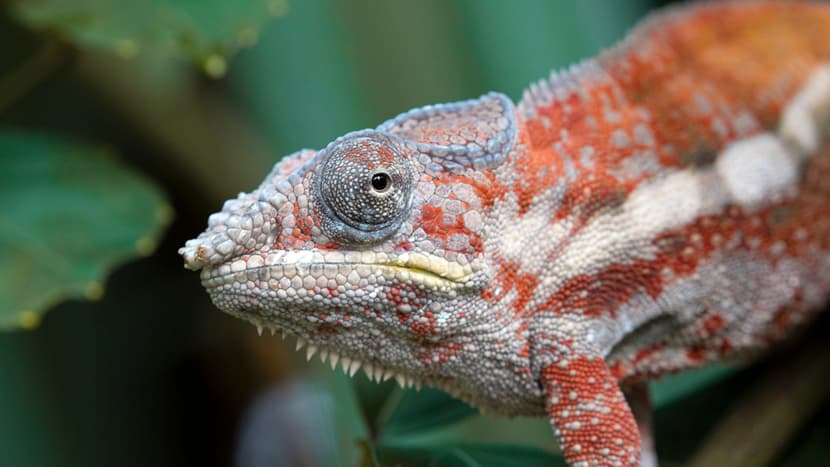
[180,2,830,465]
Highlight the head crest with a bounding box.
[378,92,516,171]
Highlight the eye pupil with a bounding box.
[371,172,391,192]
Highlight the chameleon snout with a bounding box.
[180,192,279,271]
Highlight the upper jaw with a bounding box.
[178,188,284,271]
[199,249,477,289]
[179,239,212,270]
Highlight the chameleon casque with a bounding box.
[180,1,830,465]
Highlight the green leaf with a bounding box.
[11,0,285,76]
[379,388,477,439]
[375,441,564,467]
[0,129,171,330]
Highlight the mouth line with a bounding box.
[201,260,472,289]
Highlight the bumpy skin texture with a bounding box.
[181,2,830,465]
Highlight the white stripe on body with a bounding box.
[502,63,830,314]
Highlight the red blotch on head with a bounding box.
[417,204,484,254]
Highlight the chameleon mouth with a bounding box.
[199,249,474,289]
[195,249,487,405]
[195,250,474,392]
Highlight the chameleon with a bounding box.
[179,1,830,465]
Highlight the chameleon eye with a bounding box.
[316,135,413,243]
[371,172,392,193]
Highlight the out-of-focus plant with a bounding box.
[0,131,170,329]
[0,0,283,329]
[11,0,286,77]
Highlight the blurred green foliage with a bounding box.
[1,1,829,466]
[12,0,283,76]
[362,386,563,466]
[0,130,170,329]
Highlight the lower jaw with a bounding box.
[233,314,429,390]
[225,307,545,417]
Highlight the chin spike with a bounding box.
[329,353,340,370]
[348,360,361,377]
[306,345,318,361]
[362,363,375,381]
[394,374,406,388]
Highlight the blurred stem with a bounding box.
[0,39,72,114]
[356,440,379,467]
[72,50,272,207]
[354,376,398,438]
[688,333,830,467]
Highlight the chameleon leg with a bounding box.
[542,355,640,466]
[624,383,657,467]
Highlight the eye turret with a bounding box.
[316,134,413,243]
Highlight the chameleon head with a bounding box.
[179,93,532,407]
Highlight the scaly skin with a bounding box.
[180,2,830,465]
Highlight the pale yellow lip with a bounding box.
[386,251,471,282]
[200,250,474,289]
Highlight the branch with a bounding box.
[688,329,830,467]
[0,39,73,114]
